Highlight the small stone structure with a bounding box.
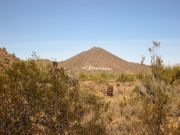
[107,85,113,96]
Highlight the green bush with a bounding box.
[78,72,87,81]
[116,73,135,82]
[78,72,110,81]
[78,72,136,82]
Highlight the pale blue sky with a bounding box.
[0,0,180,65]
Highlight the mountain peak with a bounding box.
[88,47,105,52]
[59,47,148,73]
[90,46,102,49]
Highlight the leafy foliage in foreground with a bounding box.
[0,60,109,135]
[132,42,178,135]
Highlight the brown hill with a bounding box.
[59,47,148,73]
[0,48,18,67]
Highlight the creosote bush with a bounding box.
[132,42,174,135]
[0,59,109,135]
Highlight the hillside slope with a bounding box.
[59,47,148,73]
[0,48,18,66]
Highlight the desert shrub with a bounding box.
[79,72,88,81]
[2,47,6,52]
[172,66,180,85]
[116,73,135,82]
[78,71,137,82]
[136,72,144,80]
[77,89,110,135]
[78,72,112,81]
[0,59,109,134]
[135,65,179,82]
[116,83,120,87]
[100,72,108,80]
[132,42,174,135]
[175,69,180,80]
[12,53,16,57]
[0,60,79,134]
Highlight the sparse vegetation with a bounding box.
[78,71,136,82]
[78,72,114,81]
[116,73,135,82]
[0,44,180,135]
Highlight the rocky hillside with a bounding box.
[59,47,148,73]
[0,48,18,67]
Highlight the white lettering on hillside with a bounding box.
[82,66,112,71]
